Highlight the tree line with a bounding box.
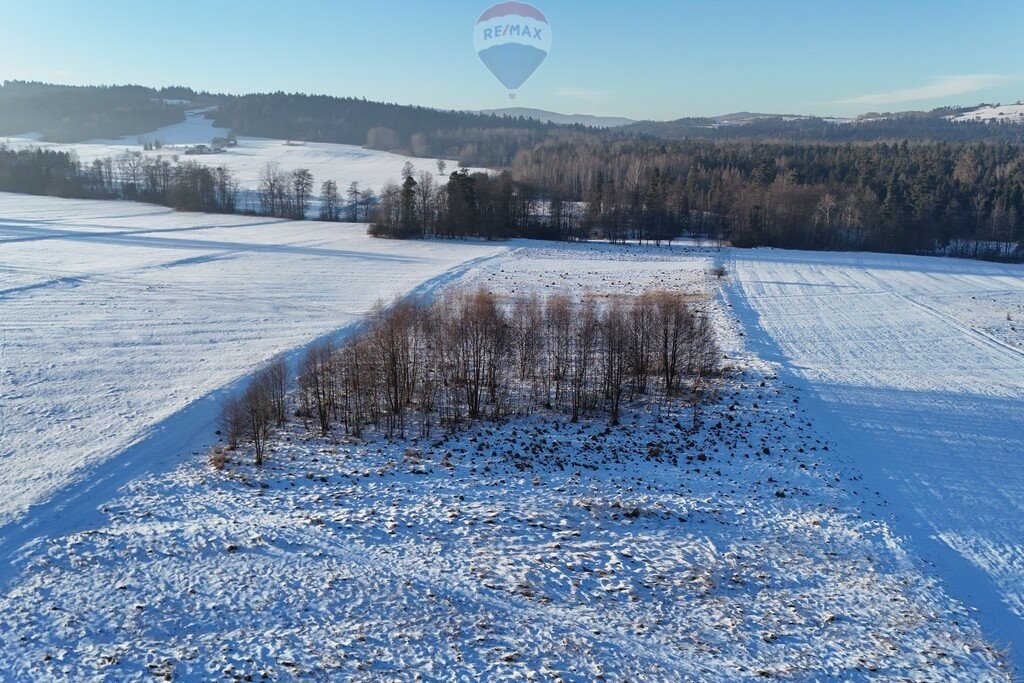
[623,111,1024,145]
[374,138,1024,261]
[253,161,377,221]
[0,145,238,213]
[508,138,1024,259]
[7,135,1022,261]
[370,166,587,241]
[0,147,384,220]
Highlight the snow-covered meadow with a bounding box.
[950,103,1024,123]
[729,248,1024,659]
[0,108,464,196]
[0,239,1016,680]
[0,193,504,533]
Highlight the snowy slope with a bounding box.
[0,193,505,533]
[0,109,468,194]
[950,103,1024,123]
[727,248,1024,659]
[88,107,230,146]
[0,241,1009,680]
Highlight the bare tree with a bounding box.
[259,355,288,427]
[218,394,244,449]
[116,152,144,198]
[450,290,502,420]
[654,291,693,397]
[258,161,289,217]
[359,188,377,220]
[346,181,361,221]
[368,300,420,436]
[813,193,839,246]
[240,376,274,466]
[569,298,598,421]
[601,300,630,424]
[546,294,572,407]
[628,294,655,396]
[416,171,436,235]
[512,294,545,406]
[298,341,336,435]
[338,332,373,437]
[320,179,340,221]
[292,168,314,219]
[687,312,720,430]
[214,166,239,212]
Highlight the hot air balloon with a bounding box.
[473,2,551,99]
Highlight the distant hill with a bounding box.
[621,106,1024,143]
[0,81,191,143]
[7,81,1024,162]
[709,111,852,125]
[0,83,570,166]
[477,107,635,128]
[207,93,565,166]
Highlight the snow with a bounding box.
[89,108,229,146]
[950,103,1024,123]
[0,192,505,532]
[1,198,1021,680]
[0,238,1014,679]
[0,109,468,194]
[727,247,1024,661]
[0,382,1007,680]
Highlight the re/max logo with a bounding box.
[482,24,543,41]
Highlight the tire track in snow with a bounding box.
[862,269,1024,363]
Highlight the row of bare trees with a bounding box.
[0,146,243,213]
[255,162,379,221]
[255,162,314,219]
[295,289,720,444]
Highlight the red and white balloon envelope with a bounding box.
[474,2,551,99]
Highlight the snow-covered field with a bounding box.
[0,108,464,195]
[0,239,1015,680]
[1,193,1022,680]
[950,103,1024,123]
[0,193,504,533]
[729,248,1024,660]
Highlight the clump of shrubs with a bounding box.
[208,447,229,471]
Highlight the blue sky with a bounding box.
[2,0,1023,120]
